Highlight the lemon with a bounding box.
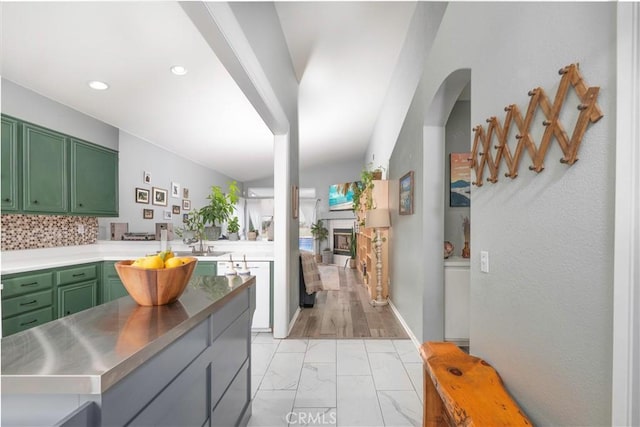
[158,250,174,262]
[141,255,164,269]
[131,258,145,267]
[164,257,186,269]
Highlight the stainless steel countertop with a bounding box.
[1,274,255,395]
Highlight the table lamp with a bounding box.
[365,208,390,306]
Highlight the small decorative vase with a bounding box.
[462,241,470,258]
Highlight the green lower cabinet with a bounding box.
[2,307,53,336]
[192,261,216,277]
[57,280,98,318]
[102,261,129,303]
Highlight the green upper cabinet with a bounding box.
[1,116,19,211]
[71,139,118,216]
[22,123,68,213]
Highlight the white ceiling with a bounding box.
[1,2,416,182]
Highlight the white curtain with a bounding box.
[246,199,262,233]
[299,199,318,227]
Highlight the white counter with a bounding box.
[0,240,274,275]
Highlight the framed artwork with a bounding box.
[143,209,154,219]
[182,199,191,210]
[172,205,181,214]
[171,182,181,198]
[143,171,151,185]
[183,213,189,223]
[163,210,172,220]
[182,188,189,199]
[152,187,168,206]
[292,185,299,219]
[399,171,414,215]
[135,187,149,204]
[450,153,471,207]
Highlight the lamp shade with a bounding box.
[365,208,390,228]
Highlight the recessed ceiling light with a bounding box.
[88,80,109,91]
[170,65,188,76]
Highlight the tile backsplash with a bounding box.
[1,214,98,251]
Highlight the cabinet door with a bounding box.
[22,123,68,213]
[70,139,118,216]
[193,261,216,277]
[1,116,19,211]
[102,262,129,302]
[57,280,98,318]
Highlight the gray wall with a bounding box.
[444,101,470,253]
[99,130,235,238]
[388,85,426,341]
[1,79,118,150]
[244,158,363,221]
[0,78,237,239]
[399,3,614,425]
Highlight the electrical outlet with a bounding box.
[480,250,489,273]
[77,223,85,235]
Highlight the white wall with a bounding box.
[444,101,471,253]
[97,130,236,238]
[396,3,615,425]
[1,79,118,150]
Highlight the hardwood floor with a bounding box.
[289,266,409,339]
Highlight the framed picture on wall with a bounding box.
[143,209,154,219]
[152,187,168,206]
[182,199,191,210]
[450,153,471,207]
[399,171,414,215]
[135,188,149,204]
[172,205,181,214]
[171,182,181,198]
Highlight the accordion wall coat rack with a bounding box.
[470,63,603,187]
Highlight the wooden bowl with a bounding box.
[114,258,198,306]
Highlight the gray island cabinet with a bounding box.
[1,274,256,427]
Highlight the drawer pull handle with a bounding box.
[72,273,86,277]
[19,300,37,306]
[20,319,38,326]
[33,200,38,204]
[3,198,10,202]
[20,282,38,287]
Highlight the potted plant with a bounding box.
[310,219,329,263]
[349,228,357,269]
[352,163,386,226]
[227,216,240,241]
[175,210,207,253]
[200,181,239,240]
[247,222,258,241]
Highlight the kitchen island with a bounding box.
[1,273,256,427]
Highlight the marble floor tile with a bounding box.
[253,332,282,344]
[252,343,279,377]
[288,407,336,427]
[248,390,296,427]
[278,339,309,353]
[364,339,396,353]
[251,375,263,399]
[392,340,422,363]
[336,338,364,346]
[402,363,424,402]
[368,352,414,390]
[303,340,336,363]
[261,353,305,390]
[337,340,371,376]
[377,390,423,427]
[294,363,337,407]
[336,376,384,426]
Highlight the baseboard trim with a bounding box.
[388,299,421,349]
[286,307,302,337]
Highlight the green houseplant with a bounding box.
[200,181,239,240]
[227,216,240,241]
[349,228,357,269]
[175,210,207,252]
[310,219,329,262]
[248,222,258,241]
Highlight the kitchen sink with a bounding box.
[171,250,230,257]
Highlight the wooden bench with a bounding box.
[419,341,532,426]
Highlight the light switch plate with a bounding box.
[480,250,489,273]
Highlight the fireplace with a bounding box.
[333,228,353,256]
